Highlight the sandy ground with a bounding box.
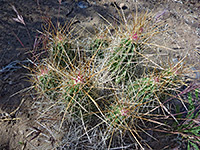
[0,0,200,149]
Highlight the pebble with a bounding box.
[119,3,128,10]
[77,1,89,9]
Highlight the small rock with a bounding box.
[119,3,128,10]
[19,130,24,135]
[77,1,89,9]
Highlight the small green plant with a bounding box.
[176,88,200,150]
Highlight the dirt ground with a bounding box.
[0,0,200,149]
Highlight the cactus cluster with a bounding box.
[29,9,198,149]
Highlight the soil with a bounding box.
[0,0,200,150]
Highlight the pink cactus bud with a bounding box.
[132,33,138,40]
[154,76,160,83]
[121,109,128,116]
[40,67,49,76]
[72,73,85,86]
[139,27,143,33]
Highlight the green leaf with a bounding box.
[187,92,195,119]
[18,141,24,145]
[188,92,194,110]
[187,141,190,150]
[195,89,199,100]
[175,105,183,118]
[189,140,200,150]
